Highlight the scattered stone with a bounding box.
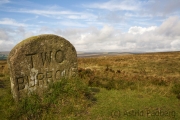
[7,34,78,101]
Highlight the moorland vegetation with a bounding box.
[0,52,180,119]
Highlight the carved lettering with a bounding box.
[14,68,75,92]
[55,50,64,63]
[41,51,52,66]
[26,53,37,68]
[16,77,25,91]
[46,71,52,78]
[37,73,44,80]
[55,70,61,80]
[46,71,53,84]
[8,34,77,101]
[37,73,44,86]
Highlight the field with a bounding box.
[0,52,180,119]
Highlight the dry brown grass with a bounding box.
[0,52,180,119]
[78,52,180,93]
[0,60,8,76]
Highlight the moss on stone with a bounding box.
[7,34,77,101]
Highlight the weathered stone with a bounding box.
[7,34,78,101]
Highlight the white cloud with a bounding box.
[17,9,78,16]
[157,16,180,36]
[0,40,14,51]
[1,16,180,52]
[0,18,26,27]
[171,40,180,49]
[65,16,180,52]
[0,29,13,51]
[97,11,125,23]
[77,25,115,44]
[84,0,140,11]
[0,29,8,40]
[146,0,180,16]
[58,21,86,27]
[128,26,157,34]
[4,8,98,25]
[66,13,97,20]
[0,27,33,51]
[23,16,39,22]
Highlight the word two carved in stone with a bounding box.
[8,34,77,101]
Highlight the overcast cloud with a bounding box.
[0,0,180,52]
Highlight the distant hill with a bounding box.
[0,52,9,60]
[0,51,9,55]
[0,51,9,60]
[1,51,179,60]
[0,51,136,59]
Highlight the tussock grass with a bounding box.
[0,52,180,119]
[78,52,180,119]
[0,77,95,120]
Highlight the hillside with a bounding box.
[0,51,180,119]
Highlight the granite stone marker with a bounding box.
[7,34,77,101]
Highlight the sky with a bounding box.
[0,0,180,52]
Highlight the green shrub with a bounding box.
[105,80,116,90]
[7,77,94,119]
[172,83,180,95]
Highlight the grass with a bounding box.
[90,88,178,120]
[0,51,180,119]
[0,76,95,120]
